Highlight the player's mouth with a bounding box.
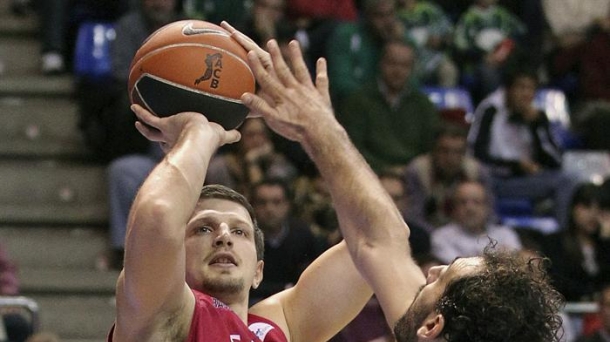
[209,253,237,267]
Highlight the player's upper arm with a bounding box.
[252,242,372,342]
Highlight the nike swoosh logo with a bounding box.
[182,22,229,37]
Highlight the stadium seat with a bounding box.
[534,88,582,149]
[422,86,474,125]
[0,296,40,337]
[73,22,116,82]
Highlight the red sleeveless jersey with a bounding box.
[107,289,288,342]
[188,289,288,342]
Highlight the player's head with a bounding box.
[184,185,265,299]
[394,247,564,342]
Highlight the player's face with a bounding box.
[184,198,263,301]
[394,257,483,342]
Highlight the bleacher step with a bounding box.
[0,227,108,269]
[0,97,90,159]
[0,2,37,38]
[0,161,108,225]
[0,74,73,97]
[0,36,39,76]
[19,268,118,295]
[29,294,115,340]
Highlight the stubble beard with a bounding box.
[394,300,433,342]
[200,275,246,298]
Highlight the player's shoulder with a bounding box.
[249,291,291,340]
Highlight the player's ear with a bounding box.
[252,260,264,289]
[416,314,444,340]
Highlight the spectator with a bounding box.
[285,0,358,74]
[286,0,357,22]
[326,0,412,104]
[396,0,458,86]
[404,123,493,231]
[499,0,546,72]
[182,0,250,25]
[292,172,343,248]
[77,0,181,163]
[431,180,522,263]
[248,178,324,303]
[575,282,610,342]
[378,170,430,259]
[205,117,298,198]
[542,0,610,102]
[236,0,289,47]
[338,40,439,173]
[34,0,130,75]
[431,0,470,23]
[468,68,578,228]
[453,0,526,102]
[544,183,610,302]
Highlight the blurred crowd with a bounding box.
[5,0,610,341]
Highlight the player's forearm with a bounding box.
[130,123,217,238]
[300,120,409,248]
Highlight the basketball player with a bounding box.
[229,24,565,341]
[109,59,372,342]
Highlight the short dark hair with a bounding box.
[504,67,539,89]
[436,247,564,342]
[200,184,265,261]
[567,182,601,233]
[434,122,468,142]
[250,178,293,204]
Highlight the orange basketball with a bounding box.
[128,20,255,130]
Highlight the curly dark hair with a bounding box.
[437,247,564,342]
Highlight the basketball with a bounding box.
[128,20,255,130]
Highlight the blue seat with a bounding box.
[534,88,582,149]
[422,87,475,125]
[73,22,116,82]
[500,216,559,234]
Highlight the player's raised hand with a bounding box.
[131,104,240,153]
[241,39,336,145]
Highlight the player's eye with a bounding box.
[197,226,212,233]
